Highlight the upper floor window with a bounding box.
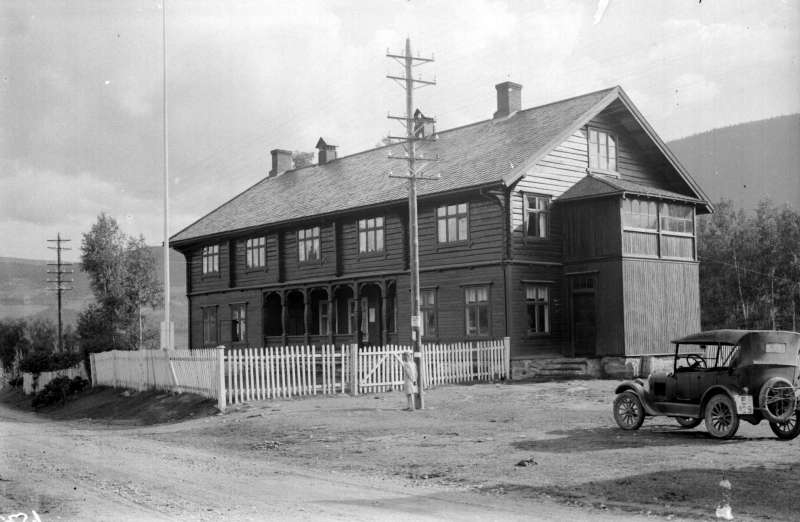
[230,303,246,343]
[525,285,550,335]
[660,203,694,234]
[420,289,438,339]
[525,194,550,239]
[358,217,384,254]
[588,128,617,172]
[622,199,658,230]
[245,237,266,269]
[437,203,469,244]
[464,286,490,337]
[298,226,320,262]
[202,306,218,346]
[202,245,219,274]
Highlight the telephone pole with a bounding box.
[47,233,74,352]
[387,38,438,410]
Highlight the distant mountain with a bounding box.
[668,114,800,210]
[0,247,188,349]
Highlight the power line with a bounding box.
[46,233,74,352]
[386,38,438,411]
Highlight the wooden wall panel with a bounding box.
[562,198,622,261]
[282,222,337,281]
[339,211,407,274]
[622,259,700,355]
[507,264,566,357]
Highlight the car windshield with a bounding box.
[675,343,740,370]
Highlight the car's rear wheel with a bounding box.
[675,417,702,429]
[769,410,800,440]
[613,391,645,430]
[759,377,796,423]
[705,394,740,439]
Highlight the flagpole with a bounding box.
[162,0,172,350]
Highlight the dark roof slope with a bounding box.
[559,174,706,204]
[172,87,618,244]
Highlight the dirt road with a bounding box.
[2,380,799,521]
[1,400,645,521]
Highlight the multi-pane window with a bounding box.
[420,289,437,338]
[660,203,694,234]
[202,245,219,274]
[230,304,246,343]
[437,203,469,243]
[245,237,266,268]
[622,199,658,230]
[202,306,218,346]
[526,195,550,239]
[588,128,617,172]
[464,286,490,336]
[358,217,384,254]
[525,285,550,334]
[298,226,320,262]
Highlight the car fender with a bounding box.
[699,385,741,414]
[614,379,660,416]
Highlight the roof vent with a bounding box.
[315,138,338,165]
[493,81,522,119]
[269,149,293,177]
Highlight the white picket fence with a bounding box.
[22,364,88,395]
[224,345,349,404]
[90,349,221,399]
[89,338,510,411]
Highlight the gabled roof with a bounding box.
[171,86,708,245]
[559,174,706,204]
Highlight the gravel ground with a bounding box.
[2,380,799,520]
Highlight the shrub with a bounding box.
[31,376,89,409]
[8,376,22,387]
[19,352,83,374]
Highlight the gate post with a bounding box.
[503,337,511,380]
[217,346,226,412]
[350,343,359,396]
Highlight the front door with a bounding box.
[572,293,596,356]
[360,286,382,346]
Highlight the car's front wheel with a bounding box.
[675,417,702,429]
[769,410,800,440]
[613,391,645,430]
[705,394,740,439]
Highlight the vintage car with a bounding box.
[613,330,800,439]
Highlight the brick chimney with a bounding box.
[493,81,522,118]
[269,149,293,177]
[315,138,337,165]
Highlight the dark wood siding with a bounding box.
[189,289,263,349]
[417,195,505,267]
[189,243,230,294]
[340,211,406,274]
[562,198,622,262]
[510,179,563,263]
[282,222,337,281]
[507,264,566,357]
[622,259,700,355]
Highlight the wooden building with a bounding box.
[171,82,711,373]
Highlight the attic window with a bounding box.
[588,128,617,172]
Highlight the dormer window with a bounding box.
[588,128,617,172]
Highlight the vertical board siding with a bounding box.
[622,259,700,355]
[90,349,220,399]
[562,198,622,261]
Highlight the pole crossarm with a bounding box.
[386,74,437,86]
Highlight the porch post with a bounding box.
[280,289,287,346]
[353,283,362,346]
[326,285,334,345]
[303,287,310,345]
[380,280,388,346]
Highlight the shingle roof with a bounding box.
[558,174,706,204]
[172,86,647,244]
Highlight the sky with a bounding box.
[1,0,798,262]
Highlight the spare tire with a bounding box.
[759,377,797,423]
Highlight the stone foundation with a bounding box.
[511,354,674,380]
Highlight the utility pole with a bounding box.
[46,233,74,352]
[387,38,438,410]
[161,0,173,351]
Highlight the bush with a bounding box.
[19,352,83,374]
[31,376,89,409]
[8,376,22,387]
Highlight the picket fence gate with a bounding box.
[89,338,509,411]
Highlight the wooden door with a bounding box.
[572,293,596,356]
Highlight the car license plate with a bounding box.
[735,394,753,415]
